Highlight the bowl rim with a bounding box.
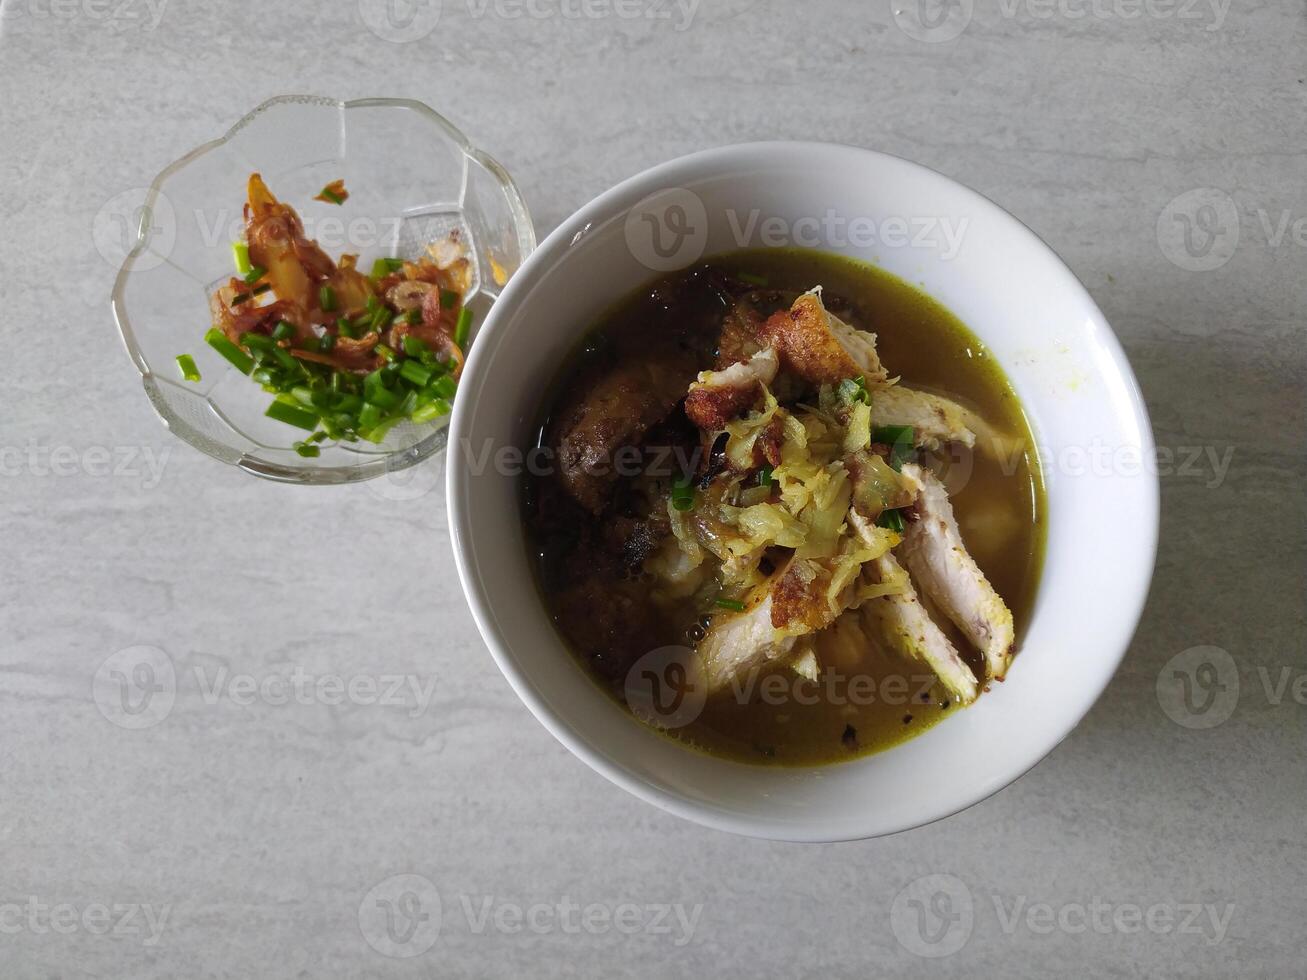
[110,94,537,485]
[446,140,1159,841]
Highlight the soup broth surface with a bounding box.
[524,248,1045,766]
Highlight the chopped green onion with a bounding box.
[877,508,906,534]
[428,375,457,400]
[401,335,429,358]
[671,475,695,512]
[714,598,746,612]
[737,272,768,287]
[365,295,382,315]
[293,442,321,457]
[240,331,275,352]
[318,285,337,312]
[410,398,450,423]
[271,320,295,342]
[400,360,434,387]
[369,306,394,334]
[837,375,871,407]
[205,328,254,374]
[231,241,251,275]
[242,265,267,285]
[375,343,397,363]
[337,316,359,340]
[439,288,459,309]
[176,354,201,383]
[872,424,916,469]
[363,369,403,409]
[319,333,337,352]
[361,415,406,445]
[264,399,319,431]
[398,308,422,326]
[757,464,773,486]
[317,187,344,206]
[230,283,271,307]
[454,307,473,348]
[358,402,383,431]
[306,430,328,444]
[369,257,405,280]
[270,346,298,373]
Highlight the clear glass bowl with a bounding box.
[112,95,535,484]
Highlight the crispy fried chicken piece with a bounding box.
[759,288,888,386]
[683,347,779,430]
[715,300,767,369]
[898,463,1015,680]
[552,354,695,513]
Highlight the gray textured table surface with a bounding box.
[2,0,1304,976]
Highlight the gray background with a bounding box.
[1,0,1303,976]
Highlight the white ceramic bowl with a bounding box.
[447,142,1157,841]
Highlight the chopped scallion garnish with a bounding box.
[264,399,319,431]
[369,306,393,334]
[410,398,451,423]
[204,328,254,374]
[877,508,906,534]
[271,320,295,342]
[838,375,872,407]
[871,425,915,469]
[231,241,251,275]
[318,285,337,312]
[454,307,473,348]
[242,265,267,285]
[428,375,457,400]
[671,475,695,512]
[400,360,434,387]
[314,180,349,206]
[176,354,201,383]
[439,288,459,309]
[714,598,746,612]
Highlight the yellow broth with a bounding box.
[523,248,1046,766]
